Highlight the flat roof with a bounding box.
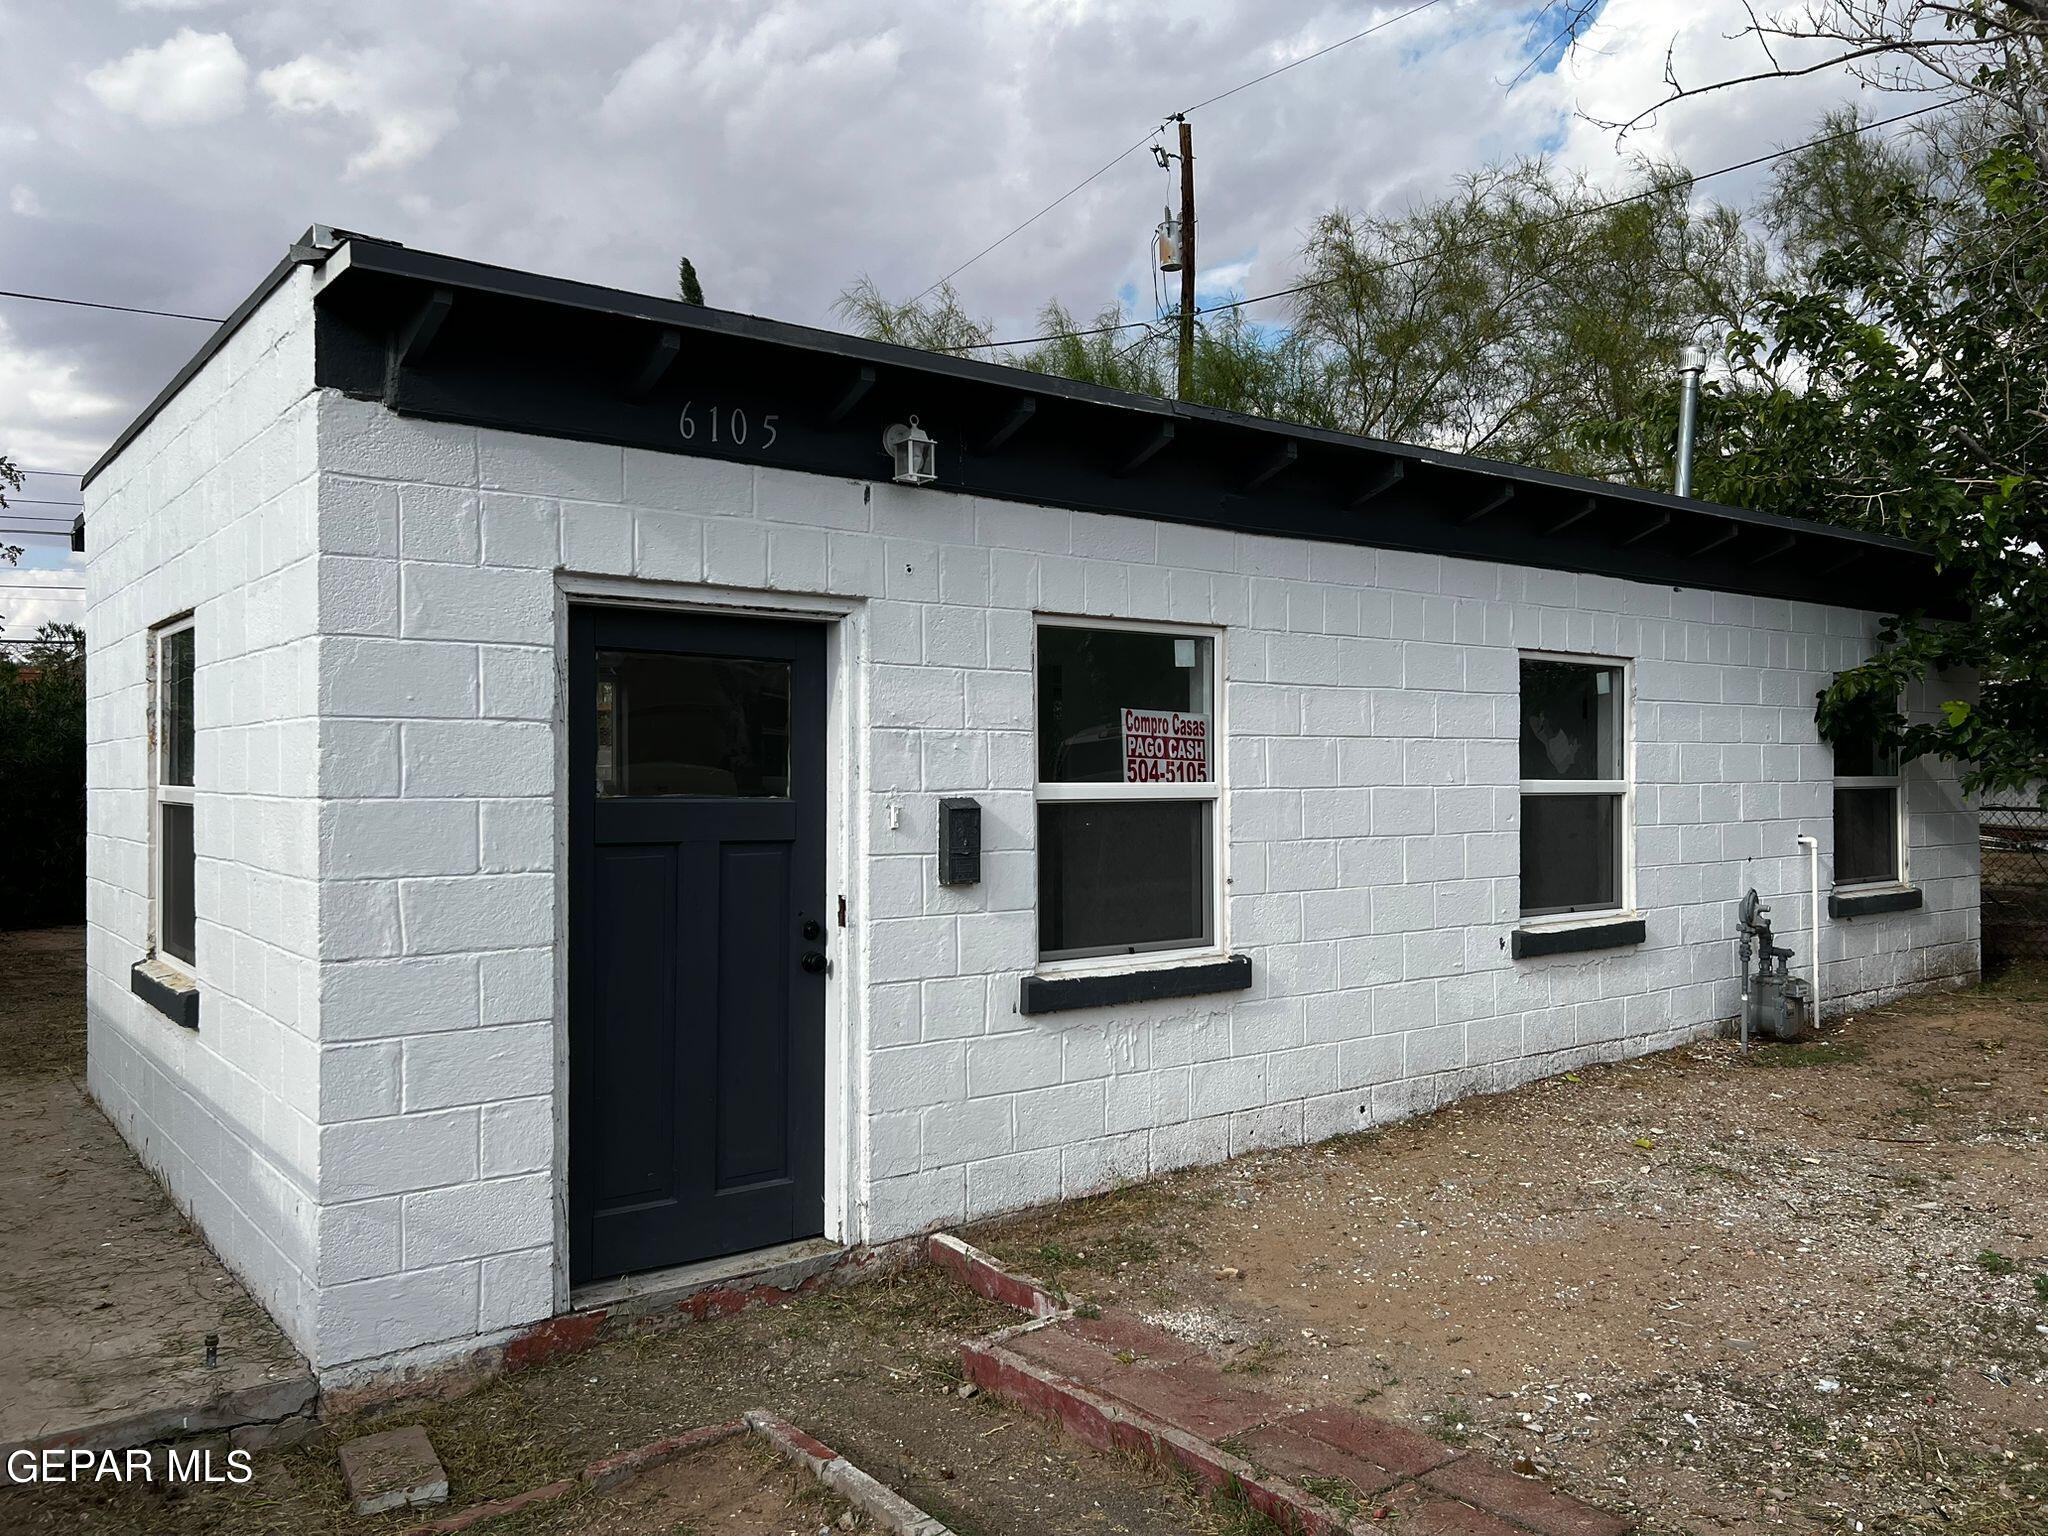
[87,228,1959,617]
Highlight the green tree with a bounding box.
[1289,160,1764,481]
[837,158,1770,482]
[676,257,705,306]
[0,451,22,569]
[1692,137,2048,795]
[835,276,993,353]
[0,620,87,927]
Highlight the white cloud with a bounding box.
[85,28,248,127]
[0,564,88,642]
[259,50,457,177]
[10,185,46,218]
[0,316,125,470]
[4,0,1930,505]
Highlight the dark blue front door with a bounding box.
[569,607,828,1284]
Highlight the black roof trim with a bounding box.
[81,226,343,491]
[95,229,1960,616]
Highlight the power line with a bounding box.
[1,498,84,508]
[17,469,86,478]
[944,99,1962,353]
[1171,0,1449,118]
[911,0,1449,305]
[910,130,1162,306]
[0,288,224,324]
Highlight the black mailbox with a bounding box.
[938,797,981,885]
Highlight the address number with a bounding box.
[680,402,778,450]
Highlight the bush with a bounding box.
[0,623,86,928]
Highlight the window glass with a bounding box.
[1519,794,1621,916]
[1038,801,1211,958]
[161,628,195,787]
[1038,627,1213,784]
[1834,786,1899,885]
[596,650,791,798]
[1832,733,1899,778]
[1519,659,1620,781]
[160,802,195,965]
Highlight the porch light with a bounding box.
[884,417,938,486]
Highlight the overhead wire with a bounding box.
[1168,0,1449,118]
[910,0,1450,305]
[941,98,1963,353]
[0,288,223,324]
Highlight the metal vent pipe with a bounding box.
[1674,344,1706,497]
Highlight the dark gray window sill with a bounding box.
[1019,954,1252,1016]
[1511,917,1646,959]
[1829,886,1922,919]
[131,959,199,1029]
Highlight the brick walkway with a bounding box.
[939,1237,1629,1536]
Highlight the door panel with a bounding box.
[570,608,828,1285]
[715,841,791,1188]
[591,844,678,1208]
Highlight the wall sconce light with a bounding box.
[883,417,938,486]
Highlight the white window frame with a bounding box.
[1516,650,1636,927]
[1832,747,1908,891]
[1032,614,1226,974]
[151,615,198,982]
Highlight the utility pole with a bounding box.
[1175,116,1195,401]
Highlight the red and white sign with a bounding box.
[1121,707,1209,783]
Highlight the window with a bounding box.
[594,649,791,798]
[1518,656,1631,918]
[152,619,197,971]
[1833,733,1904,887]
[1035,621,1219,963]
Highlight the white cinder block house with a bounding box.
[80,228,1979,1379]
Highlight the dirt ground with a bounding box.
[491,1433,851,1536]
[2,1264,1232,1536]
[972,970,2048,1536]
[0,924,87,1077]
[10,923,2043,1536]
[0,928,312,1451]
[0,928,1228,1536]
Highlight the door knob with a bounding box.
[800,950,829,975]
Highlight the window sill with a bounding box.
[131,959,199,1030]
[1510,917,1646,959]
[1019,954,1252,1016]
[1829,885,1922,919]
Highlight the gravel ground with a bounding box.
[972,969,2048,1536]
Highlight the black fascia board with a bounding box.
[108,229,1959,616]
[82,225,344,489]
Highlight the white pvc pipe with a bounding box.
[1796,834,1821,1023]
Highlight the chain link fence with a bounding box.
[1980,795,2048,971]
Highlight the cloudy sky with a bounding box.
[1,0,1909,634]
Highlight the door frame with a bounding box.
[550,576,864,1311]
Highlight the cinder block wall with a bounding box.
[82,269,326,1355]
[297,399,1977,1374]
[306,395,563,1369]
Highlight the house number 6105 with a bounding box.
[679,402,778,449]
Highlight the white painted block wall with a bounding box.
[87,276,1977,1377]
[298,396,1974,1375]
[82,268,326,1356]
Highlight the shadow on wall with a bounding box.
[1,628,85,928]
